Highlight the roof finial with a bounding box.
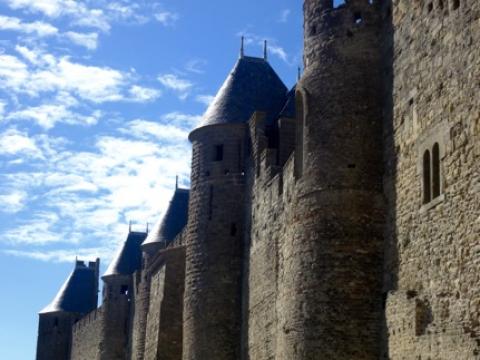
[240,36,244,58]
[146,222,149,233]
[297,66,301,81]
[129,220,132,233]
[264,40,268,61]
[175,175,178,189]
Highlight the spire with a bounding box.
[263,40,268,61]
[175,175,179,189]
[240,36,244,58]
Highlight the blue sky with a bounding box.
[0,0,314,358]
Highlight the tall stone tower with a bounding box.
[101,230,146,359]
[276,0,385,358]
[36,259,99,360]
[182,53,287,359]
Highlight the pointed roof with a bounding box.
[279,85,296,119]
[196,56,288,129]
[142,188,189,250]
[40,260,98,314]
[103,231,147,278]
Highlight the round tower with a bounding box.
[277,0,385,359]
[182,54,287,359]
[36,259,99,360]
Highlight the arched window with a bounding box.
[294,91,305,179]
[432,143,441,198]
[423,150,431,204]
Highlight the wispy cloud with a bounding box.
[0,15,58,37]
[64,31,98,50]
[0,190,28,213]
[0,128,42,157]
[158,73,194,99]
[278,9,291,23]
[128,85,162,102]
[154,11,179,26]
[0,110,196,261]
[185,59,207,74]
[195,94,215,107]
[7,104,101,129]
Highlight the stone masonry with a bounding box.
[36,1,479,359]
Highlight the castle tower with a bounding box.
[101,230,146,359]
[276,0,386,358]
[36,259,99,360]
[183,53,287,359]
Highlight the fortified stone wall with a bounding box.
[71,308,104,360]
[144,247,185,360]
[384,0,480,358]
[243,146,296,360]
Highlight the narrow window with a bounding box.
[438,0,444,10]
[230,223,237,236]
[120,285,129,295]
[208,185,213,220]
[432,143,441,198]
[294,91,304,179]
[213,145,224,161]
[427,2,433,12]
[53,317,59,327]
[452,0,460,10]
[423,150,431,204]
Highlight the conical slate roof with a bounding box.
[40,261,98,314]
[198,56,288,129]
[279,85,296,119]
[142,188,189,249]
[103,231,147,278]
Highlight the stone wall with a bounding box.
[383,0,480,358]
[36,312,79,360]
[71,308,104,360]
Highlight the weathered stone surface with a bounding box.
[36,1,480,359]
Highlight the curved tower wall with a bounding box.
[276,1,385,359]
[183,124,246,360]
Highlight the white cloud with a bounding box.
[0,100,6,118]
[162,111,202,128]
[0,128,42,157]
[0,15,58,37]
[64,31,98,50]
[269,44,289,63]
[2,47,164,107]
[185,59,207,74]
[154,11,179,26]
[278,9,291,23]
[4,0,111,31]
[128,85,162,102]
[195,94,215,107]
[0,190,28,213]
[158,74,193,99]
[121,119,189,142]
[4,247,111,263]
[7,104,101,129]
